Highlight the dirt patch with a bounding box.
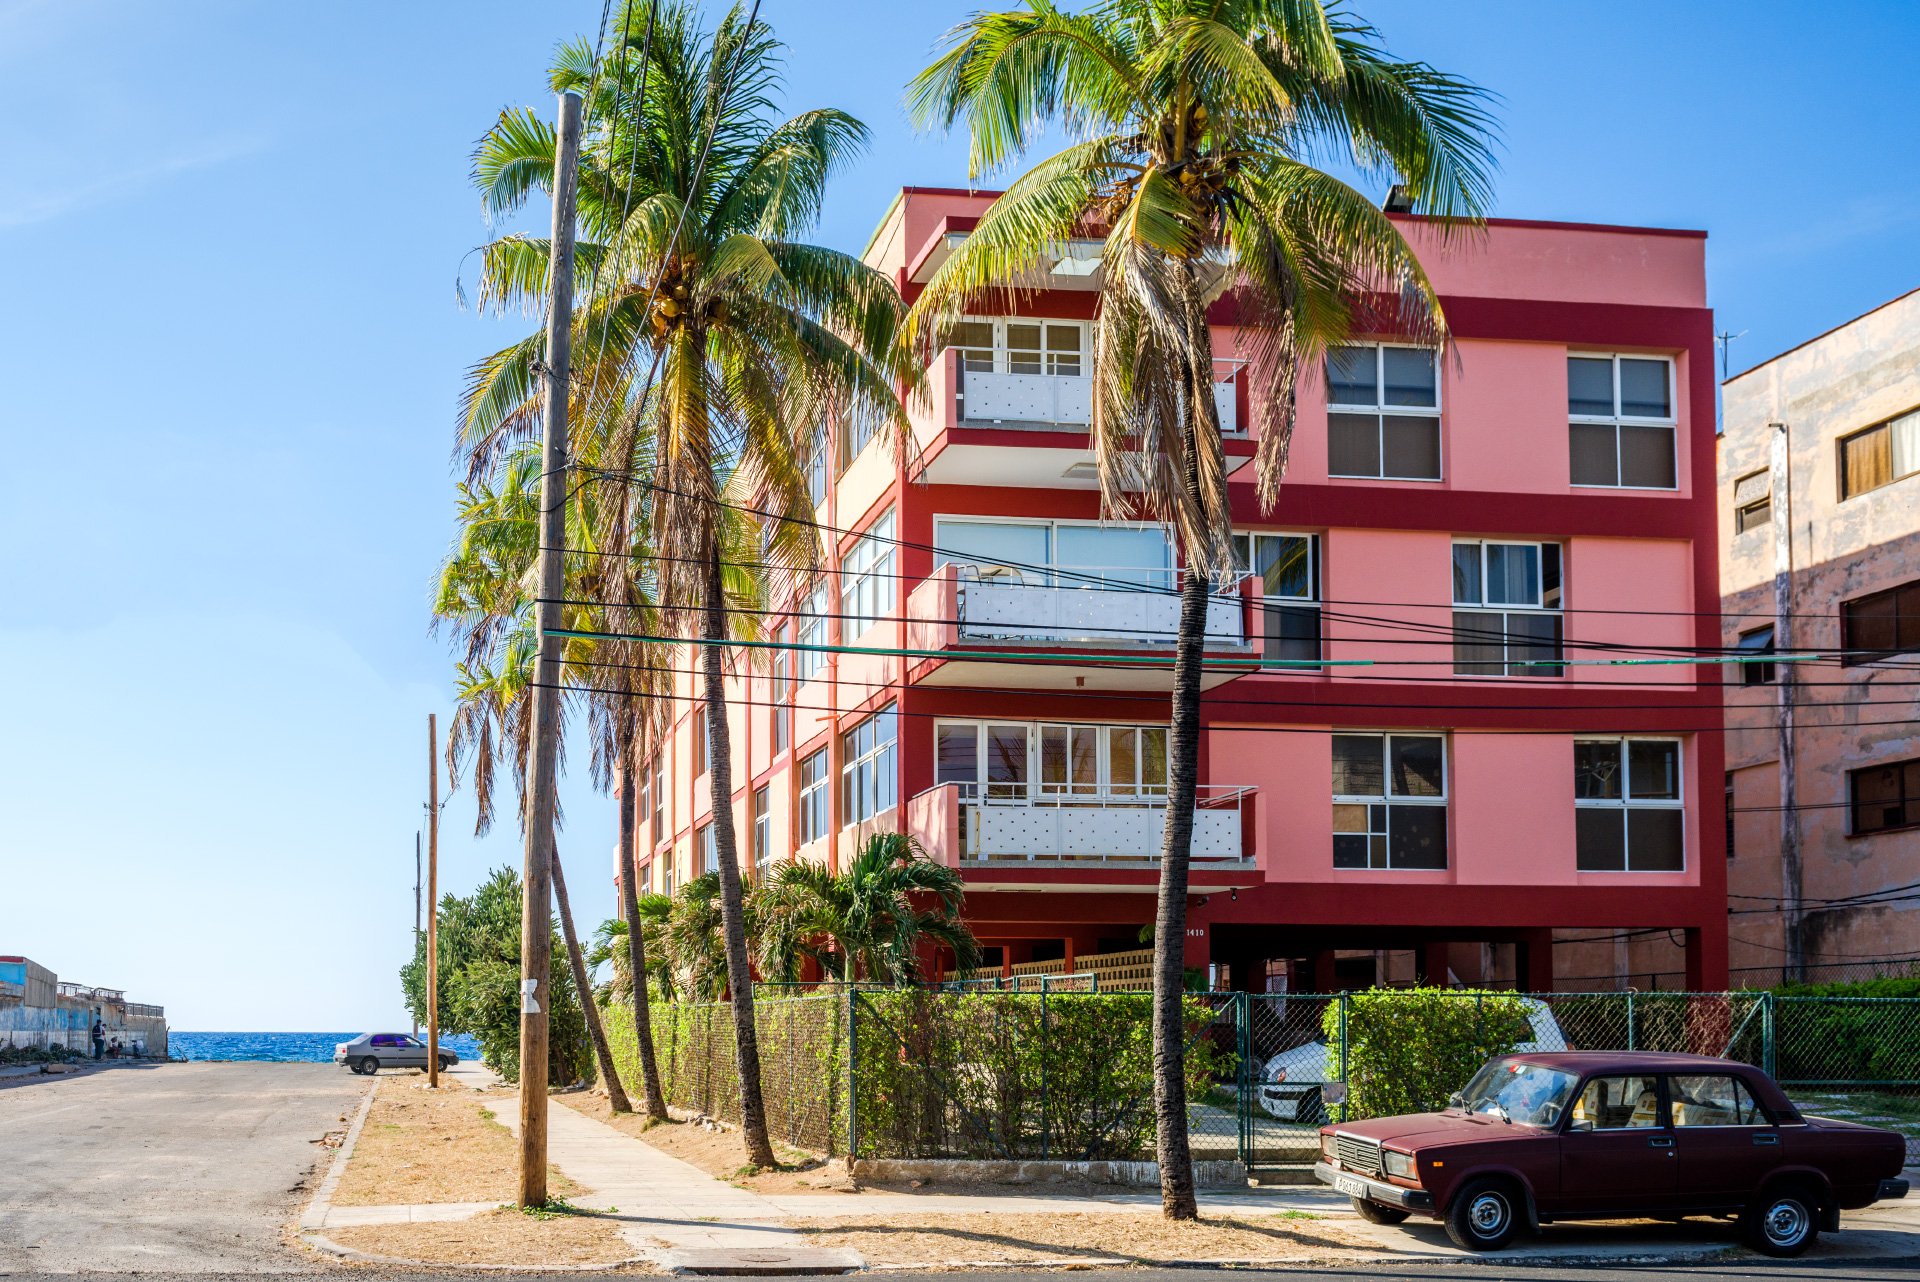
[554,1091,848,1195]
[332,1076,581,1206]
[790,1211,1372,1266]
[326,1205,657,1267]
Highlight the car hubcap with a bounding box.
[1764,1200,1808,1247]
[1470,1193,1508,1235]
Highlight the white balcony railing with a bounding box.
[907,782,1253,865]
[953,563,1248,647]
[957,365,1242,432]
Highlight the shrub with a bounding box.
[1326,988,1535,1119]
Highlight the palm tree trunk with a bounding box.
[618,707,670,1120]
[702,540,780,1169]
[1152,322,1215,1222]
[552,852,632,1112]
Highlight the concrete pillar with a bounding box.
[1312,950,1338,993]
[1517,927,1555,993]
[1420,941,1452,987]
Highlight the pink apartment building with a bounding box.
[619,187,1729,993]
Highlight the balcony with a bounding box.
[907,783,1255,880]
[958,364,1241,434]
[905,563,1253,691]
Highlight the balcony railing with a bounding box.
[955,359,1244,433]
[907,782,1254,866]
[948,563,1248,647]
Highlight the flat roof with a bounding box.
[1725,284,1920,383]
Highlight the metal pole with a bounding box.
[428,715,440,1089]
[846,993,859,1168]
[1627,989,1635,1051]
[517,89,584,1209]
[1337,993,1349,1123]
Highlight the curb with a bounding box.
[298,1075,378,1233]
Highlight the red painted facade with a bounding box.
[620,190,1727,992]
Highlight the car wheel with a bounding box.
[1445,1176,1520,1251]
[1352,1196,1411,1225]
[358,1056,380,1076]
[1742,1187,1819,1257]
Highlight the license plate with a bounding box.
[1334,1174,1369,1198]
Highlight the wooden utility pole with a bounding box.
[517,89,583,1209]
[414,832,422,1039]
[428,713,441,1089]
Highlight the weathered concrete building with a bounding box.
[1719,286,1920,984]
[0,956,167,1056]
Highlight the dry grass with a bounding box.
[790,1211,1375,1266]
[332,1076,581,1206]
[326,1205,657,1267]
[554,1092,845,1195]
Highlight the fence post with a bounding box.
[1237,991,1251,1165]
[1337,992,1350,1123]
[1627,990,1636,1051]
[1040,977,1050,1161]
[1764,991,1777,1079]
[846,992,859,1166]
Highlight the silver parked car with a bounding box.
[334,1032,458,1075]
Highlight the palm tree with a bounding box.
[755,833,981,984]
[903,0,1496,1217]
[461,3,912,1169]
[589,899,677,1007]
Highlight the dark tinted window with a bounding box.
[1842,580,1920,664]
[1568,358,1614,416]
[1852,758,1920,835]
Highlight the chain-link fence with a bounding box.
[604,988,1920,1169]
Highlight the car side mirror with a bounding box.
[1570,1118,1593,1131]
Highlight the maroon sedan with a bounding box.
[1314,1051,1909,1256]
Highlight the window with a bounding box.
[636,760,651,851]
[771,649,790,753]
[1568,1075,1663,1131]
[650,754,666,847]
[837,405,882,473]
[1725,771,1736,858]
[840,511,896,637]
[661,852,675,897]
[1737,625,1776,685]
[752,786,771,881]
[938,317,1088,377]
[841,706,898,825]
[1842,579,1920,666]
[1331,733,1447,869]
[1575,739,1685,871]
[1568,354,1677,488]
[1326,344,1441,480]
[796,584,829,682]
[935,721,1169,800]
[1733,468,1771,534]
[806,422,829,507]
[1452,541,1563,677]
[1840,408,1920,499]
[1669,1075,1767,1126]
[696,823,716,875]
[1851,758,1920,836]
[1233,532,1321,668]
[692,706,708,777]
[797,749,830,845]
[934,517,1172,590]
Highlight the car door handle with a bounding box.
[1649,1136,1674,1148]
[1753,1133,1779,1145]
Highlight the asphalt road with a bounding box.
[2,1266,1917,1282]
[0,1060,368,1272]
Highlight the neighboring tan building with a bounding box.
[1719,286,1920,985]
[620,189,1731,992]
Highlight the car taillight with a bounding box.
[1320,1133,1335,1163]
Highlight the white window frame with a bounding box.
[1232,532,1320,601]
[938,315,1091,378]
[1451,539,1565,679]
[696,822,717,876]
[1325,342,1443,482]
[751,786,771,879]
[932,514,1174,591]
[1332,732,1449,870]
[933,719,1171,803]
[840,704,898,827]
[797,748,829,845]
[1573,736,1686,873]
[840,510,896,638]
[796,584,829,681]
[1568,353,1679,490]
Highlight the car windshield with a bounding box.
[1456,1061,1579,1127]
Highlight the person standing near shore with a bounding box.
[91,1019,105,1060]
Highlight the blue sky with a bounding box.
[2,0,1916,1031]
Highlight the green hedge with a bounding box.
[1325,988,1535,1119]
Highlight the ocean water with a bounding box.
[169,1031,482,1063]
